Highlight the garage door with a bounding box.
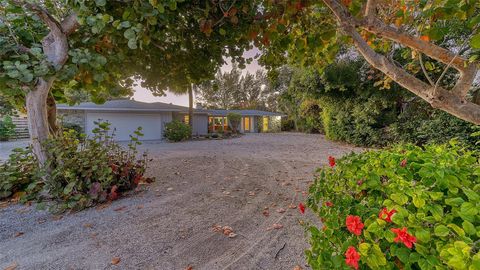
[86,112,163,141]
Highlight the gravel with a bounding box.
[0,133,362,270]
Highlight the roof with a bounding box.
[198,109,284,117]
[57,99,189,112]
[57,99,284,116]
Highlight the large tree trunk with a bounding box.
[188,85,194,136]
[27,78,53,166]
[15,3,78,167]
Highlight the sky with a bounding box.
[131,48,263,106]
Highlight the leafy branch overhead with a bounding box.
[251,0,480,124]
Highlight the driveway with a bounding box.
[0,139,29,161]
[0,133,361,270]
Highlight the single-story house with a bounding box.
[57,99,283,141]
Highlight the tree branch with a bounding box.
[12,1,78,69]
[321,0,480,124]
[364,0,377,21]
[418,53,434,86]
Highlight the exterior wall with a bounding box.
[58,110,86,132]
[175,112,208,135]
[192,114,208,135]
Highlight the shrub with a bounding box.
[227,112,242,133]
[62,122,83,134]
[0,115,16,141]
[164,120,192,142]
[0,147,42,200]
[306,142,480,270]
[0,122,152,212]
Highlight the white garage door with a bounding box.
[86,112,163,141]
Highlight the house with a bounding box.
[57,99,283,141]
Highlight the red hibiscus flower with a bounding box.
[400,159,407,167]
[345,246,360,269]
[299,203,305,214]
[328,156,336,167]
[346,215,364,236]
[391,227,417,248]
[378,208,397,223]
[325,201,334,207]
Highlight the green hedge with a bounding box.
[306,142,480,269]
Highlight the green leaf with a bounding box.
[415,229,431,243]
[219,28,226,36]
[413,196,426,208]
[462,220,476,235]
[471,33,480,49]
[124,28,136,40]
[459,202,478,222]
[391,193,409,205]
[434,225,449,237]
[95,0,106,7]
[127,39,137,49]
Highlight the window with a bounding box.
[244,117,251,132]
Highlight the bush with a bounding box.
[306,142,480,270]
[62,122,83,134]
[0,122,153,212]
[0,147,42,200]
[0,115,16,141]
[164,120,191,142]
[227,112,241,133]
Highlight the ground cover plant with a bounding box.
[305,142,480,269]
[0,122,152,212]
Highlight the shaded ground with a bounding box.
[0,133,361,270]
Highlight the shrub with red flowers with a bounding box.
[305,142,480,269]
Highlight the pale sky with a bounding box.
[131,48,263,106]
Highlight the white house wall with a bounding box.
[84,111,172,141]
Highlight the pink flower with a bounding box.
[328,156,336,167]
[400,159,407,167]
[391,227,417,248]
[346,215,364,236]
[345,246,360,269]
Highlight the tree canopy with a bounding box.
[251,0,480,124]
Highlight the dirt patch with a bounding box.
[0,133,362,270]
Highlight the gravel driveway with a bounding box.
[0,133,361,270]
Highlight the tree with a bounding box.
[1,0,255,166]
[252,0,480,124]
[196,67,278,110]
[226,112,241,133]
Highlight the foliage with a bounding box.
[253,0,480,124]
[274,60,478,148]
[0,122,151,212]
[61,122,83,135]
[196,66,278,111]
[0,114,16,141]
[227,112,242,134]
[39,122,149,211]
[0,0,256,108]
[0,147,41,200]
[306,142,480,270]
[164,120,191,142]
